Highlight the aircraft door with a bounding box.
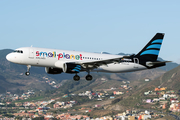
[134,58,139,68]
[29,48,34,59]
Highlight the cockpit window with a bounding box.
[13,50,23,53]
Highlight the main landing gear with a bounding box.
[85,70,93,81]
[25,65,31,76]
[73,74,80,81]
[86,74,93,81]
[73,73,93,81]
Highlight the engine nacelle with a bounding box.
[45,67,63,74]
[63,63,82,73]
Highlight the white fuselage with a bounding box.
[6,47,147,73]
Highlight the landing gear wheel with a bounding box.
[86,75,93,81]
[25,72,30,76]
[25,65,31,76]
[73,75,80,81]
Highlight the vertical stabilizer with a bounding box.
[135,33,164,62]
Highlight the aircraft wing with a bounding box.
[77,56,131,69]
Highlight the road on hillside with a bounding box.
[169,114,180,120]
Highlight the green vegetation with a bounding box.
[118,85,155,108]
[16,96,44,103]
[111,97,123,104]
[2,113,14,117]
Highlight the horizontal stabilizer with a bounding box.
[146,61,171,67]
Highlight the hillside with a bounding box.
[43,68,166,100]
[150,65,180,91]
[2,49,180,117]
[0,49,178,94]
[157,57,178,71]
[112,64,180,110]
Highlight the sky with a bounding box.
[0,1,180,63]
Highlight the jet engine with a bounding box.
[45,67,63,74]
[63,63,82,73]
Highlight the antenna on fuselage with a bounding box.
[31,45,33,47]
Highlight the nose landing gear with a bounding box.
[25,72,30,76]
[25,65,31,76]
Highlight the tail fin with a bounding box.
[135,33,164,62]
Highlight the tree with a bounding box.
[15,116,23,120]
[111,97,123,104]
[3,113,14,117]
[134,85,138,90]
[32,117,44,120]
[155,102,160,106]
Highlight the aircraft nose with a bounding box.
[6,53,13,62]
[6,53,22,64]
[6,54,11,61]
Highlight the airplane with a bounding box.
[6,33,170,81]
